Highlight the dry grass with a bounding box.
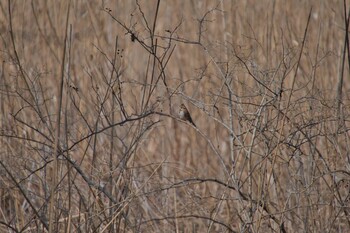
[1,0,350,232]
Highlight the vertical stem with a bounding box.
[109,35,119,232]
[64,24,73,233]
[48,1,71,232]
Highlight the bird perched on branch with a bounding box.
[179,104,196,127]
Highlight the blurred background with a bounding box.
[1,0,350,232]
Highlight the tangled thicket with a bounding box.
[1,0,350,232]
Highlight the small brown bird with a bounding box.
[179,104,196,127]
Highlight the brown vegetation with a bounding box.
[1,0,350,232]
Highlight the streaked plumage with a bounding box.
[179,104,196,127]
